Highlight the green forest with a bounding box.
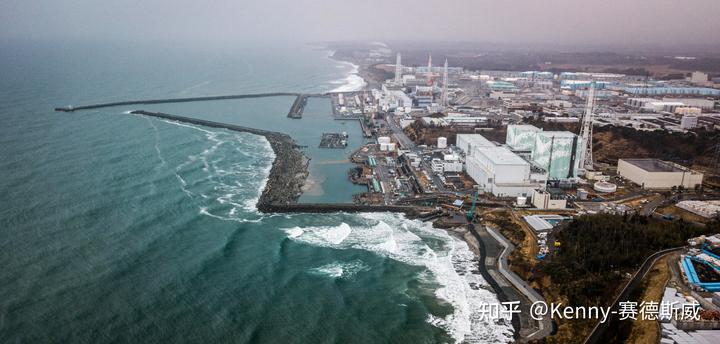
[540,214,717,307]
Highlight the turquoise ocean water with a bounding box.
[0,40,512,343]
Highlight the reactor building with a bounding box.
[457,134,548,197]
[506,124,581,180]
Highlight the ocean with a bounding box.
[0,40,512,343]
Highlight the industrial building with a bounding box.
[506,124,542,151]
[465,146,546,197]
[457,134,547,197]
[680,115,699,129]
[530,131,581,180]
[505,125,581,180]
[617,159,703,189]
[456,134,495,154]
[531,188,568,209]
[662,97,715,111]
[623,87,720,97]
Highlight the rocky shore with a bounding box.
[256,132,310,211]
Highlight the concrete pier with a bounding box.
[287,94,308,119]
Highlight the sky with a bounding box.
[2,0,720,50]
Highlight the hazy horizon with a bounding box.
[2,0,720,53]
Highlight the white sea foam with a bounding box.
[325,50,366,92]
[330,62,367,92]
[308,260,370,280]
[281,213,513,343]
[148,117,275,221]
[284,223,352,246]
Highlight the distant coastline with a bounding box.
[327,49,392,90]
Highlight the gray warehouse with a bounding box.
[617,159,703,189]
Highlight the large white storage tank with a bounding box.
[594,181,617,193]
[437,137,447,149]
[387,143,396,151]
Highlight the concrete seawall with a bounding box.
[287,94,307,119]
[130,110,309,206]
[259,203,435,217]
[55,92,326,112]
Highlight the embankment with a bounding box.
[130,110,309,207]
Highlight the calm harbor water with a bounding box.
[0,40,512,343]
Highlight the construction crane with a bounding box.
[466,191,479,223]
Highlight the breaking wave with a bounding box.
[145,116,275,222]
[281,213,514,343]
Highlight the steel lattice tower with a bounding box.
[579,82,596,172]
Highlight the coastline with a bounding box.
[111,78,516,341]
[326,50,392,91]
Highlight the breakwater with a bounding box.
[54,92,326,112]
[287,94,308,119]
[129,110,309,206]
[258,203,436,217]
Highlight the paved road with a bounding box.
[385,113,416,150]
[583,247,684,344]
[640,197,664,216]
[486,226,554,342]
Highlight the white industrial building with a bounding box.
[680,115,699,129]
[432,153,463,173]
[437,136,447,148]
[617,159,703,189]
[663,97,715,110]
[457,134,547,197]
[456,134,495,154]
[531,189,567,209]
[675,107,702,116]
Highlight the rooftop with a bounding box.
[480,146,528,166]
[622,158,685,172]
[508,124,541,131]
[456,134,495,148]
[537,130,577,138]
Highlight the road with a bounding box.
[385,113,416,150]
[485,226,554,342]
[640,196,664,216]
[583,247,684,344]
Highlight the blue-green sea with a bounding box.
[0,40,512,343]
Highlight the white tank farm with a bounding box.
[594,181,617,193]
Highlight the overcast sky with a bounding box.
[2,0,719,49]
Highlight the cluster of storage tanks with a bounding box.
[378,136,396,152]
